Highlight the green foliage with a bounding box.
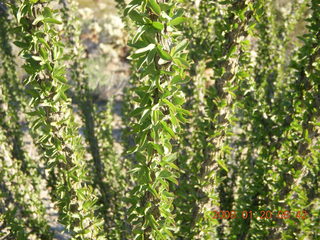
[9,0,105,238]
[59,0,113,232]
[125,0,190,238]
[0,0,319,239]
[0,5,53,238]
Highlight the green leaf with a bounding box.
[139,108,151,124]
[217,159,229,172]
[162,191,174,198]
[146,48,156,65]
[33,15,44,25]
[149,0,161,15]
[151,109,160,125]
[162,99,176,112]
[151,143,164,155]
[39,47,48,60]
[130,107,145,117]
[173,57,189,68]
[158,170,172,178]
[167,176,178,185]
[43,7,53,17]
[157,46,172,61]
[172,75,182,84]
[43,18,62,24]
[129,10,145,24]
[168,17,187,26]
[152,21,164,31]
[13,41,28,48]
[124,2,139,16]
[160,120,175,138]
[132,26,146,43]
[176,112,188,123]
[135,43,156,54]
[38,38,50,49]
[163,153,178,162]
[176,107,191,116]
[172,75,190,85]
[227,45,237,57]
[148,184,159,198]
[169,112,179,127]
[156,74,163,92]
[171,39,189,56]
[172,96,185,106]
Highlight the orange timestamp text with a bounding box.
[211,210,309,220]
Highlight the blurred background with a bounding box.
[75,0,130,101]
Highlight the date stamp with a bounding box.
[211,210,309,220]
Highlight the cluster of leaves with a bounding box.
[9,0,105,239]
[0,5,53,238]
[124,0,191,239]
[0,0,319,239]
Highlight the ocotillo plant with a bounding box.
[0,2,28,174]
[125,0,190,238]
[268,1,319,238]
[0,5,52,238]
[58,0,112,230]
[0,0,319,239]
[184,1,256,238]
[10,0,105,238]
[0,127,53,239]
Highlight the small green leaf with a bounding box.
[172,75,182,84]
[148,184,159,198]
[158,170,172,178]
[168,17,187,26]
[152,21,164,31]
[13,41,28,48]
[139,109,151,124]
[135,43,156,54]
[39,47,48,60]
[43,18,62,24]
[176,107,191,116]
[33,15,44,25]
[171,39,189,56]
[124,3,139,16]
[163,153,178,162]
[129,10,145,24]
[157,46,172,61]
[160,120,175,138]
[172,96,185,106]
[130,107,145,117]
[217,159,229,172]
[162,191,174,198]
[167,176,178,185]
[151,109,160,125]
[162,99,176,112]
[173,57,189,68]
[146,48,156,65]
[132,26,146,43]
[149,0,161,15]
[151,143,164,155]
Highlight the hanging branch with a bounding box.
[125,0,191,238]
[58,0,113,229]
[0,1,29,174]
[267,1,319,238]
[0,120,53,238]
[0,5,53,238]
[229,1,310,238]
[187,1,254,238]
[10,0,105,238]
